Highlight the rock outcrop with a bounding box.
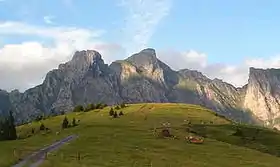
[1,48,279,128]
[244,68,280,127]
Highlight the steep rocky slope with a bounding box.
[0,48,275,127]
[244,68,280,128]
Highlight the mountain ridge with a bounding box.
[0,48,280,129]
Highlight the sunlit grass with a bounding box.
[1,103,280,167]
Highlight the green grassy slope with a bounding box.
[1,103,280,167]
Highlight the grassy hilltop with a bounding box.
[1,103,280,167]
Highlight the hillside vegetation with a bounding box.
[1,103,280,167]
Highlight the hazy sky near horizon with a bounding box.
[1,0,280,91]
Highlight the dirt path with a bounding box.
[12,135,78,167]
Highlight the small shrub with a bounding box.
[73,105,84,112]
[233,128,243,137]
[119,111,124,116]
[35,115,43,121]
[115,105,120,110]
[120,103,126,108]
[95,103,103,109]
[85,104,95,112]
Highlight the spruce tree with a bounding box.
[119,111,124,116]
[72,118,77,126]
[109,108,114,116]
[2,118,9,140]
[62,117,69,129]
[73,105,84,112]
[120,102,126,108]
[0,120,4,141]
[40,123,46,131]
[0,111,17,140]
[7,111,17,140]
[113,111,118,118]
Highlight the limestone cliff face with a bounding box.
[0,89,11,116]
[0,48,270,126]
[110,48,175,103]
[244,68,280,127]
[7,50,122,123]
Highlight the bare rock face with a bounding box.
[110,48,172,103]
[0,89,11,116]
[244,68,280,128]
[7,50,122,123]
[0,48,273,127]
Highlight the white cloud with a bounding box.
[43,15,55,24]
[0,21,104,40]
[119,0,172,55]
[0,21,123,91]
[158,50,280,88]
[158,50,208,70]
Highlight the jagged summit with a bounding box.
[71,50,102,64]
[126,48,158,67]
[58,50,105,73]
[2,47,280,129]
[139,48,156,55]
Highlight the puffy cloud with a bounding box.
[0,22,123,91]
[158,50,280,88]
[158,50,208,70]
[0,21,105,40]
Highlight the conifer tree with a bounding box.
[109,108,114,116]
[8,111,17,140]
[113,111,118,118]
[0,120,4,141]
[119,111,124,116]
[40,123,46,131]
[3,111,17,140]
[72,118,77,126]
[62,117,69,129]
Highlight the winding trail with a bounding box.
[12,135,78,167]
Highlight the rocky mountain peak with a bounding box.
[70,50,103,67]
[244,67,280,127]
[126,48,158,68]
[72,50,102,61]
[3,48,280,129]
[58,50,105,74]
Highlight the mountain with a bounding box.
[0,48,279,128]
[244,67,280,128]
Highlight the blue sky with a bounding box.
[1,0,280,90]
[1,0,280,63]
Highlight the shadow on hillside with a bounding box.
[190,124,280,157]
